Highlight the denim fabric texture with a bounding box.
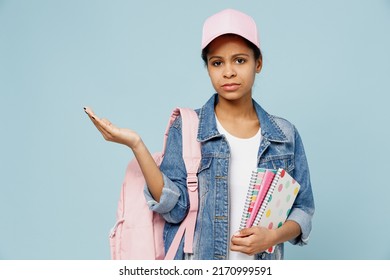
[144,94,315,260]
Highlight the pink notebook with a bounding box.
[238,168,266,230]
[245,169,276,228]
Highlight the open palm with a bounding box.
[84,107,141,149]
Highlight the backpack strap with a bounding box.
[163,108,201,260]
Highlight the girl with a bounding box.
[85,8,314,260]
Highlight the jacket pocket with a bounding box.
[259,154,294,174]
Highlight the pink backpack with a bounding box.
[109,108,201,260]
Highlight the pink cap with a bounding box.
[201,9,260,50]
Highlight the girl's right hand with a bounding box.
[84,107,142,150]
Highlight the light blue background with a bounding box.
[1,0,389,260]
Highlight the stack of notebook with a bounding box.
[239,168,300,253]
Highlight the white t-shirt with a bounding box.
[215,116,262,260]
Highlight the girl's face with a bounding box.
[206,35,262,104]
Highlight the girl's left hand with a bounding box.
[230,226,276,255]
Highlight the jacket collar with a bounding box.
[197,94,288,143]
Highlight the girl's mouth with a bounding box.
[222,83,240,91]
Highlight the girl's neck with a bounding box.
[215,94,257,121]
[214,95,260,138]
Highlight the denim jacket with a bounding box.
[145,94,315,260]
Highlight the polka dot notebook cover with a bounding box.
[254,168,300,254]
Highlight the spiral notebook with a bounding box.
[239,168,300,253]
[238,168,266,230]
[245,169,276,228]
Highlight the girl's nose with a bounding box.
[223,64,237,79]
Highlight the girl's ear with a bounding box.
[255,58,262,73]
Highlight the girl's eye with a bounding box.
[236,58,246,64]
[211,61,222,67]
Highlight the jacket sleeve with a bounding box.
[143,117,190,224]
[287,126,315,246]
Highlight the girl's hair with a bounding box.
[201,34,262,66]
